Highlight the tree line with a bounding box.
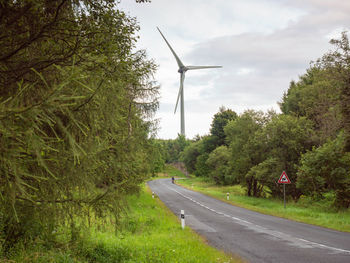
[159,32,350,208]
[0,0,160,251]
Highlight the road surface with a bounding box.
[148,178,350,263]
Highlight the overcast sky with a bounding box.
[118,0,350,139]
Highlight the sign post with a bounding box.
[283,184,286,209]
[278,171,291,208]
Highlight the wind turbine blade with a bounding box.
[186,66,222,70]
[174,72,185,114]
[157,27,185,68]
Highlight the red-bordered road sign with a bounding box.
[278,171,291,184]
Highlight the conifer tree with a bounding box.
[0,0,159,247]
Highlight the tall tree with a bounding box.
[280,67,342,144]
[314,32,350,151]
[210,106,237,147]
[253,115,315,199]
[0,0,159,247]
[224,110,270,193]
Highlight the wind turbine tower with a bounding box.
[157,27,222,137]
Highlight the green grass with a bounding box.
[2,184,242,263]
[163,164,187,178]
[147,164,188,181]
[172,172,350,233]
[76,186,241,263]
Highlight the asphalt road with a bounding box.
[148,178,350,263]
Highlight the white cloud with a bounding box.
[117,0,350,139]
[237,68,255,75]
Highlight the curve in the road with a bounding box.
[166,183,350,255]
[148,178,350,263]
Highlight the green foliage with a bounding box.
[280,67,342,144]
[254,114,315,199]
[191,135,220,177]
[195,153,210,177]
[2,187,238,262]
[315,32,350,151]
[163,164,186,178]
[200,134,218,153]
[180,140,201,174]
[180,135,216,177]
[206,146,230,184]
[0,0,159,250]
[281,32,350,148]
[224,110,271,193]
[210,106,237,147]
[245,158,281,198]
[158,134,189,163]
[181,107,236,178]
[277,32,350,204]
[147,140,166,176]
[297,132,350,207]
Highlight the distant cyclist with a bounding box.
[171,176,175,184]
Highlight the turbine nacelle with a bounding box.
[178,66,188,73]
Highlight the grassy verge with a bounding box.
[158,164,186,178]
[166,167,350,233]
[2,184,241,263]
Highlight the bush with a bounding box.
[297,132,350,208]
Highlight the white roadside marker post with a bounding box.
[227,192,230,200]
[180,210,185,229]
[152,192,155,198]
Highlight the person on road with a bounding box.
[172,176,175,184]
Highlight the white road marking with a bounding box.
[162,182,350,255]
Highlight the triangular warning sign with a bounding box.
[278,171,291,184]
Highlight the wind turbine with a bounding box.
[157,27,222,137]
